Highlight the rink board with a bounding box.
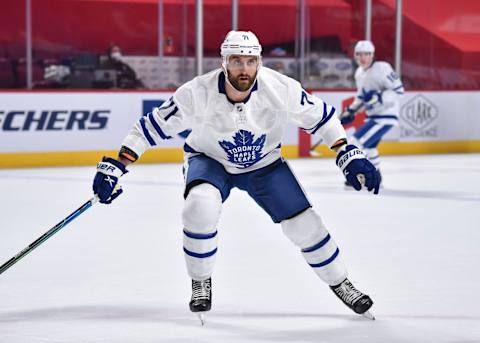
[1,90,479,167]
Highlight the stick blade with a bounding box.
[197,313,206,326]
[362,310,375,320]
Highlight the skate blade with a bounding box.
[197,313,206,326]
[362,310,375,320]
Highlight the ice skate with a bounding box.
[189,278,212,325]
[330,278,375,320]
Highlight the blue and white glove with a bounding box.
[336,145,380,194]
[92,157,128,204]
[359,88,383,111]
[340,107,356,125]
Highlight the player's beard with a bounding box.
[228,72,257,92]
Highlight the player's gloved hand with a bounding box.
[365,91,383,111]
[358,88,377,103]
[93,157,128,204]
[336,144,380,194]
[339,107,356,125]
[359,88,383,111]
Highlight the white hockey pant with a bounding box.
[281,208,347,286]
[350,121,393,170]
[182,183,222,281]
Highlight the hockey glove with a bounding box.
[365,91,383,111]
[358,88,377,103]
[336,145,380,194]
[340,107,356,125]
[93,157,128,204]
[359,88,383,111]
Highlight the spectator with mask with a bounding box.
[101,44,143,89]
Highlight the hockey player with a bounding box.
[339,40,404,187]
[92,31,380,322]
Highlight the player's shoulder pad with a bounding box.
[183,68,221,90]
[175,68,221,102]
[173,81,192,103]
[258,66,293,90]
[373,61,394,73]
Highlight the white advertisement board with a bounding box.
[312,90,480,141]
[0,92,299,154]
[1,91,479,154]
[0,92,176,153]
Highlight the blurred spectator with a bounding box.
[270,47,287,56]
[42,45,144,89]
[100,44,143,89]
[44,64,71,88]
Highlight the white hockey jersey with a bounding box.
[122,67,346,174]
[351,61,404,125]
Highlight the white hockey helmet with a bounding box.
[221,30,262,68]
[354,40,375,54]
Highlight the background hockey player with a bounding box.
[92,30,380,322]
[339,40,404,187]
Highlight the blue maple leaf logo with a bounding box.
[219,130,266,168]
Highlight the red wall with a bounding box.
[1,0,479,89]
[0,0,351,58]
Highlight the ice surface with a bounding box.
[1,154,479,343]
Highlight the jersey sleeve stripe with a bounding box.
[393,85,404,91]
[159,97,175,109]
[164,106,179,121]
[140,116,156,146]
[148,112,171,139]
[310,106,336,135]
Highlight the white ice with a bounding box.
[1,154,479,343]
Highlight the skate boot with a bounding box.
[330,278,375,320]
[189,278,212,325]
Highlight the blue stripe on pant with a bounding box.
[301,234,340,269]
[183,247,217,258]
[183,229,218,280]
[299,233,346,285]
[354,120,393,149]
[308,248,340,268]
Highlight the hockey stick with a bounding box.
[0,195,99,275]
[309,137,324,156]
[311,137,324,151]
[338,102,365,121]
